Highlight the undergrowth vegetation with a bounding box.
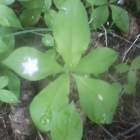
[0,0,140,139]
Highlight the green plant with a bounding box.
[18,0,56,28]
[2,0,121,139]
[0,28,20,103]
[18,0,130,34]
[0,1,22,103]
[0,75,19,103]
[135,0,140,12]
[114,56,140,94]
[87,0,129,33]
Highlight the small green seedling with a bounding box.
[115,56,140,94]
[87,0,129,33]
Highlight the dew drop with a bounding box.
[99,113,106,123]
[45,40,51,45]
[11,99,14,101]
[84,75,88,78]
[42,6,47,12]
[61,7,68,14]
[3,18,10,26]
[101,114,106,123]
[41,120,45,124]
[70,63,72,67]
[40,109,52,125]
[31,16,34,19]
[98,95,103,101]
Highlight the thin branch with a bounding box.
[1,28,52,38]
[122,34,140,62]
[115,123,140,139]
[109,33,140,48]
[88,17,108,47]
[37,131,44,140]
[100,24,108,47]
[98,124,118,140]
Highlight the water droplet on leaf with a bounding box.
[40,109,52,125]
[45,40,51,45]
[51,55,54,59]
[99,113,106,123]
[84,75,88,78]
[101,114,106,123]
[61,7,68,14]
[98,95,103,101]
[70,63,72,67]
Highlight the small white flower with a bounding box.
[22,57,39,77]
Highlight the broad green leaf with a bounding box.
[45,49,56,60]
[42,34,54,47]
[0,4,21,28]
[124,70,137,94]
[131,56,140,70]
[128,70,137,87]
[73,74,119,124]
[2,47,63,81]
[75,47,117,75]
[110,5,129,33]
[51,102,83,140]
[20,9,41,26]
[44,9,57,28]
[20,0,51,11]
[4,70,20,98]
[90,5,109,29]
[42,0,52,12]
[85,1,92,8]
[0,40,10,61]
[0,26,15,52]
[87,0,107,5]
[0,76,8,88]
[19,0,44,9]
[112,82,122,94]
[74,71,90,78]
[0,89,20,103]
[109,0,117,3]
[0,27,16,61]
[53,0,90,69]
[114,63,129,73]
[0,0,15,5]
[124,83,135,94]
[30,74,70,132]
[0,40,9,53]
[53,0,66,9]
